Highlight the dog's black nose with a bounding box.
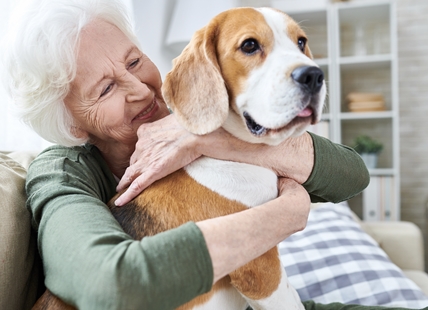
[291,66,324,94]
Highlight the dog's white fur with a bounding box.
[163,7,326,310]
[222,8,325,145]
[185,157,278,207]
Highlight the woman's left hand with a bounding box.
[115,114,201,206]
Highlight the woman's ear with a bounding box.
[162,19,229,135]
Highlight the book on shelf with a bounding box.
[346,92,386,112]
[363,176,396,221]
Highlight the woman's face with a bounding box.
[65,19,170,148]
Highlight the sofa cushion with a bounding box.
[0,153,40,310]
[361,221,425,271]
[279,202,428,308]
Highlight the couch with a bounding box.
[359,216,428,295]
[1,150,428,309]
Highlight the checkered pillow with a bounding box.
[279,202,428,308]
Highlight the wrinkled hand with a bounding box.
[115,114,201,206]
[277,177,311,234]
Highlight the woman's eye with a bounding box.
[100,83,113,97]
[297,37,307,52]
[240,39,260,55]
[128,58,140,69]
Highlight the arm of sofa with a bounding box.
[360,221,425,271]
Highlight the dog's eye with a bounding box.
[240,39,260,55]
[297,37,307,52]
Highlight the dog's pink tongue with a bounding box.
[298,108,313,117]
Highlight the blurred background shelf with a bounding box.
[272,0,400,221]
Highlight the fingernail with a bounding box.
[114,198,122,207]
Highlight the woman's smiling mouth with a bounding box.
[133,98,159,121]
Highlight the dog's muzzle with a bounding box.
[243,65,324,137]
[291,66,324,95]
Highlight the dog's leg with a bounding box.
[246,267,304,310]
[229,247,304,310]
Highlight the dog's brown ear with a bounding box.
[162,19,228,135]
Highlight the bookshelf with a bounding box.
[271,0,400,221]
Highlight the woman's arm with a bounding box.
[28,146,214,309]
[199,177,310,283]
[115,114,369,206]
[302,132,370,203]
[28,145,310,308]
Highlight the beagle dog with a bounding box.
[34,7,325,310]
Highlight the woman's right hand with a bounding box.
[115,114,202,206]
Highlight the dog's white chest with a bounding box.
[184,157,278,207]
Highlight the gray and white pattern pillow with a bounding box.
[279,202,428,308]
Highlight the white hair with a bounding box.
[2,0,140,146]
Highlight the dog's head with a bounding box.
[163,7,326,145]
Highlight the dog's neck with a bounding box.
[185,157,278,207]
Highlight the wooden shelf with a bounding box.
[314,58,329,67]
[368,168,397,176]
[340,55,392,70]
[340,111,394,120]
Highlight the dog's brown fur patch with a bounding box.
[109,169,282,309]
[284,14,312,59]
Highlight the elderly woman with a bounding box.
[2,0,376,309]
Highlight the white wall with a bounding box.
[0,0,52,152]
[0,0,11,150]
[396,0,428,269]
[132,0,177,79]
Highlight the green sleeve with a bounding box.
[303,132,370,203]
[26,145,213,309]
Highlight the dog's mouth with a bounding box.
[244,112,269,136]
[244,106,316,137]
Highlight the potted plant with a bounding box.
[352,135,383,169]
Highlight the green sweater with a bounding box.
[26,133,369,309]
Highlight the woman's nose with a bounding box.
[125,73,151,103]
